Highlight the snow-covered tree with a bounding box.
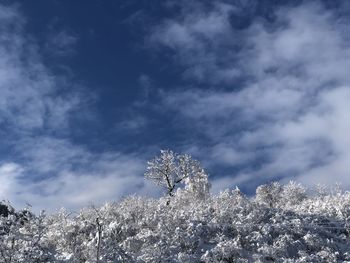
[183,167,210,200]
[0,205,55,263]
[2,153,350,262]
[281,181,307,207]
[145,150,209,203]
[256,181,283,208]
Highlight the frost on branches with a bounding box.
[1,151,350,262]
[144,150,210,204]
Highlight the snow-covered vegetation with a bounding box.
[1,151,350,262]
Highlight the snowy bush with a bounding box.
[1,152,350,262]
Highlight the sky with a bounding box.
[1,0,350,211]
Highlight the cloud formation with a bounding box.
[0,4,153,211]
[150,2,237,84]
[1,137,154,212]
[2,1,350,211]
[151,2,350,190]
[0,5,80,133]
[45,29,78,57]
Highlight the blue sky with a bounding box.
[1,0,350,211]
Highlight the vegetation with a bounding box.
[1,151,350,262]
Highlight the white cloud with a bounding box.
[152,2,350,189]
[151,3,232,49]
[45,29,78,57]
[4,1,350,211]
[150,2,238,84]
[0,136,157,212]
[0,162,23,200]
[210,143,252,166]
[0,5,80,133]
[0,4,154,211]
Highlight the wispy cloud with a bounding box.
[0,5,80,134]
[1,137,155,212]
[2,1,350,211]
[45,29,78,57]
[0,4,154,211]
[151,1,350,190]
[150,2,238,84]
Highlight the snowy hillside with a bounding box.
[1,151,350,262]
[1,182,350,262]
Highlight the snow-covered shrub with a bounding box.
[256,181,283,208]
[2,152,350,262]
